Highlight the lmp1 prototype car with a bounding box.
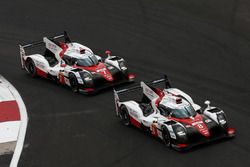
[19,31,135,94]
[114,75,235,150]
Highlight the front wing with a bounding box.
[171,128,235,151]
[79,73,135,94]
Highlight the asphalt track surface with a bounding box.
[1,0,250,166]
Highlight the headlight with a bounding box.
[176,126,186,136]
[119,61,127,70]
[80,72,94,87]
[217,114,226,125]
[82,72,92,81]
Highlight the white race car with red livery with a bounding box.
[114,75,235,150]
[19,32,135,94]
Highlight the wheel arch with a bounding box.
[25,54,50,70]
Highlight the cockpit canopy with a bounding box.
[62,50,99,67]
[158,103,196,119]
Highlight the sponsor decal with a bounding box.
[97,68,107,74]
[205,119,212,123]
[107,66,114,70]
[129,108,138,118]
[145,87,155,99]
[167,125,176,139]
[35,61,45,69]
[48,43,57,52]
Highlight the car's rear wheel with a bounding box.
[69,73,79,93]
[162,127,171,147]
[120,105,130,126]
[26,58,37,77]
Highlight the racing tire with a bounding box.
[162,127,171,147]
[25,58,37,77]
[120,105,130,126]
[69,73,79,93]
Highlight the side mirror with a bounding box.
[197,109,203,114]
[105,50,111,56]
[168,112,172,118]
[204,100,211,109]
[95,55,102,62]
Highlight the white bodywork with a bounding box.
[19,33,129,89]
[20,40,96,86]
[114,80,224,141]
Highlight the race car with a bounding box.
[114,75,235,150]
[19,31,135,94]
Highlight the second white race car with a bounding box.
[114,75,235,150]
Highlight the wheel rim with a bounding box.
[29,62,35,75]
[124,112,128,120]
[121,109,129,125]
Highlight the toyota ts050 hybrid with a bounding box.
[19,31,135,94]
[114,75,235,150]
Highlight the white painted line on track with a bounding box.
[0,75,28,167]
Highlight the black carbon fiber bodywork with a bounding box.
[171,115,230,149]
[78,63,133,94]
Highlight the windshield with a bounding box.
[76,53,98,67]
[170,105,196,118]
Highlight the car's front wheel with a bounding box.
[120,105,130,126]
[69,73,79,93]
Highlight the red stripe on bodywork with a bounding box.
[73,63,114,82]
[176,143,188,148]
[0,101,20,122]
[155,88,165,107]
[129,116,141,129]
[59,43,69,58]
[36,68,47,78]
[169,114,210,137]
[83,88,94,92]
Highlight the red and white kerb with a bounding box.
[0,87,21,143]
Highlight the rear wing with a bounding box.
[19,31,71,68]
[113,75,171,115]
[114,75,171,102]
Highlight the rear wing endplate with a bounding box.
[18,31,71,68]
